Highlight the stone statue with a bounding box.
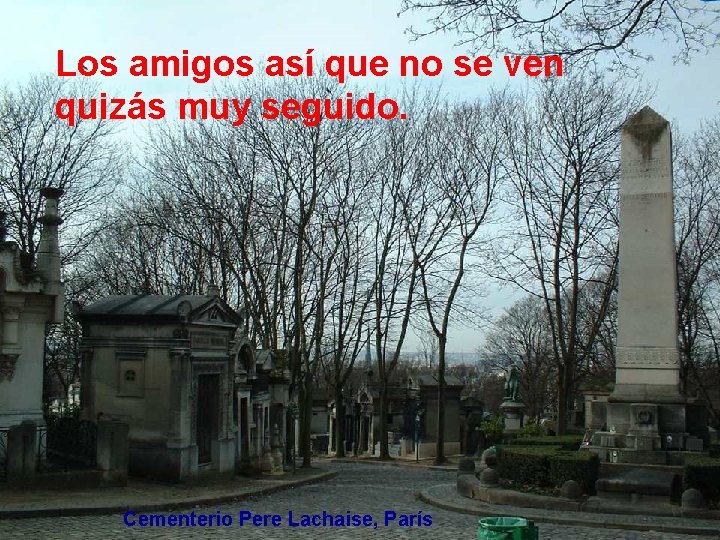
[504,366,520,402]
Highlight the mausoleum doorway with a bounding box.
[196,373,219,465]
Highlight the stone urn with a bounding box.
[500,400,526,432]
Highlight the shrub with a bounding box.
[684,454,720,502]
[496,445,599,494]
[507,435,582,451]
[480,416,505,446]
[708,443,720,459]
[519,420,546,437]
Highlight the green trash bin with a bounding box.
[477,517,539,540]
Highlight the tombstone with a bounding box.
[96,420,129,485]
[606,107,687,446]
[6,421,36,482]
[681,488,706,509]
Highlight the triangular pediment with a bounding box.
[191,298,242,327]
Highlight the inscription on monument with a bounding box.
[621,193,669,200]
[622,159,660,176]
[616,347,679,369]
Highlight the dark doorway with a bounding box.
[240,397,249,465]
[344,414,353,453]
[196,374,219,464]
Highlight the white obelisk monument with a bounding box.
[607,107,685,442]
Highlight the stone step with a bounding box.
[617,449,670,465]
[595,467,682,503]
[599,462,684,476]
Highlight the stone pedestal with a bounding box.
[500,400,525,431]
[96,420,129,485]
[625,403,661,451]
[607,401,686,443]
[6,421,37,482]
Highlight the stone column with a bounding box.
[253,403,263,464]
[168,348,190,443]
[167,348,193,479]
[36,187,65,322]
[36,187,64,285]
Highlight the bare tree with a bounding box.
[402,97,504,463]
[242,77,375,467]
[494,76,645,434]
[673,116,720,419]
[318,165,376,457]
[399,0,720,67]
[0,75,125,412]
[482,295,555,420]
[417,328,439,368]
[0,75,123,266]
[366,90,435,460]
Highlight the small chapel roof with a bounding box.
[78,290,242,325]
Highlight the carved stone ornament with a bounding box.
[636,409,653,425]
[0,353,19,382]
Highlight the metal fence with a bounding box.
[46,417,97,468]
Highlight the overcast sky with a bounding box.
[1,0,719,354]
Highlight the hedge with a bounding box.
[684,454,720,501]
[708,443,720,459]
[506,435,583,451]
[548,451,600,494]
[496,445,599,494]
[496,446,556,487]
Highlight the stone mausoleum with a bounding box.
[0,188,65,463]
[78,289,289,481]
[326,371,465,459]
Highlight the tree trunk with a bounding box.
[285,412,294,467]
[334,385,346,457]
[379,382,390,459]
[435,337,447,464]
[555,363,571,436]
[300,377,313,467]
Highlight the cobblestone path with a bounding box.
[0,462,713,539]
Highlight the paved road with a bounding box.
[0,462,711,539]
